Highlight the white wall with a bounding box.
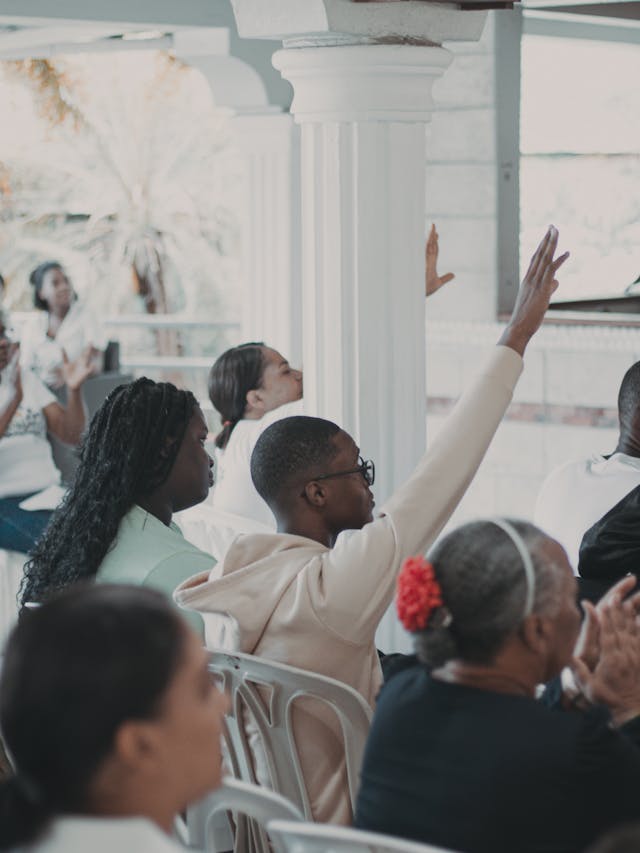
[426,14,499,324]
[421,12,636,544]
[425,321,639,538]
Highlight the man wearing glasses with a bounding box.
[177,227,569,828]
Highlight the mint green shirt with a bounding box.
[97,505,213,634]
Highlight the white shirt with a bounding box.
[211,399,304,530]
[20,302,105,387]
[18,816,187,853]
[534,452,640,572]
[0,364,60,499]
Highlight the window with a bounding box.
[519,27,640,304]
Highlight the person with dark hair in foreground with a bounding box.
[0,585,228,852]
[20,378,215,629]
[535,358,640,573]
[176,227,569,824]
[355,521,640,853]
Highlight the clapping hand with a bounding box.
[574,576,640,673]
[61,346,98,391]
[425,224,455,297]
[0,335,9,374]
[572,578,640,725]
[0,332,19,376]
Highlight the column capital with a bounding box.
[230,0,488,46]
[273,44,452,123]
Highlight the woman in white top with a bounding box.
[208,343,303,529]
[0,324,94,553]
[0,583,228,852]
[21,261,104,389]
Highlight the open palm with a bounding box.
[61,346,99,391]
[425,223,455,297]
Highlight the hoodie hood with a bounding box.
[175,532,328,652]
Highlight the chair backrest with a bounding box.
[267,820,458,853]
[187,777,304,853]
[208,650,373,819]
[48,372,134,484]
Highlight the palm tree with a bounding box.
[0,52,241,356]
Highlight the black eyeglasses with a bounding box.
[314,456,375,487]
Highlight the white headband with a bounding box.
[490,518,536,618]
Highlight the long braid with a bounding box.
[20,378,197,606]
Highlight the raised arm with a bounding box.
[43,347,96,445]
[318,226,569,641]
[0,364,22,438]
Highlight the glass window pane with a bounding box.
[520,35,640,299]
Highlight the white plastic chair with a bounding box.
[187,776,304,852]
[0,550,26,647]
[267,820,459,853]
[207,650,373,819]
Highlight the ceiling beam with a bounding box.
[0,0,232,30]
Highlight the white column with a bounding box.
[175,38,301,365]
[233,112,302,365]
[274,45,451,505]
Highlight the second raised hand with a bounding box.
[500,225,570,357]
[425,223,455,297]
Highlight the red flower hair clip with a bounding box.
[396,555,444,632]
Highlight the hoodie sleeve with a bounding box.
[310,345,523,644]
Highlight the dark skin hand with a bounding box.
[499,225,569,356]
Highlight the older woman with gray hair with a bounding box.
[355,519,640,853]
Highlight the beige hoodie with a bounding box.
[175,345,523,824]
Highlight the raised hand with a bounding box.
[61,346,98,391]
[425,224,455,297]
[499,226,569,356]
[0,335,9,373]
[13,362,22,403]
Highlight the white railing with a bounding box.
[102,315,241,370]
[11,311,241,373]
[102,316,240,330]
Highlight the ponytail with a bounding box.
[0,775,53,849]
[208,343,265,450]
[215,420,235,451]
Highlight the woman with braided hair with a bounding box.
[355,519,640,853]
[20,378,215,628]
